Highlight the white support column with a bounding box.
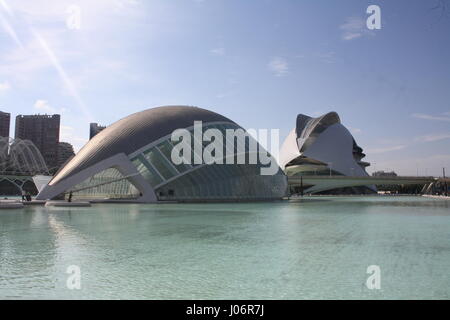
[36,153,157,202]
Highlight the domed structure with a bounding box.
[37,106,287,202]
[0,137,49,175]
[280,112,375,194]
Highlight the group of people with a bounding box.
[19,190,74,202]
[21,190,32,202]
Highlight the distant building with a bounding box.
[279,111,375,194]
[372,170,398,177]
[90,123,106,140]
[57,142,75,169]
[0,111,10,138]
[15,114,60,171]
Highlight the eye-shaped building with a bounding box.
[36,106,287,202]
[279,112,375,194]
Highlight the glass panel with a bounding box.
[154,162,287,201]
[155,146,180,175]
[152,122,288,201]
[189,132,202,166]
[68,167,140,200]
[158,140,190,173]
[132,158,147,175]
[205,163,222,181]
[189,169,203,187]
[144,148,177,180]
[133,156,164,187]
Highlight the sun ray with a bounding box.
[32,29,94,123]
[0,9,24,48]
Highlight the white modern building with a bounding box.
[36,106,287,202]
[279,112,375,194]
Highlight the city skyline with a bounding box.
[1,0,449,176]
[0,110,75,172]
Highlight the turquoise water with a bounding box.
[1,196,449,299]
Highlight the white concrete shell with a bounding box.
[280,112,374,193]
[37,153,157,202]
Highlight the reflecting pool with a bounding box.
[1,196,449,299]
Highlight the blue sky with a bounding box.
[0,0,449,176]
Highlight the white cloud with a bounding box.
[311,111,326,117]
[34,99,56,113]
[366,145,407,154]
[415,133,450,143]
[34,99,68,114]
[412,113,450,122]
[0,33,53,80]
[367,154,450,177]
[316,51,336,64]
[339,17,372,41]
[343,33,361,40]
[0,11,24,48]
[33,30,93,122]
[60,125,83,142]
[60,124,87,152]
[268,57,288,77]
[210,47,225,56]
[0,80,11,93]
[366,129,450,156]
[0,0,145,123]
[0,0,13,16]
[348,127,362,134]
[7,0,141,24]
[216,90,236,99]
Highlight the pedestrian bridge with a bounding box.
[287,175,446,194]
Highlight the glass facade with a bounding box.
[156,164,286,201]
[132,156,163,187]
[129,121,287,201]
[68,167,140,200]
[64,121,287,202]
